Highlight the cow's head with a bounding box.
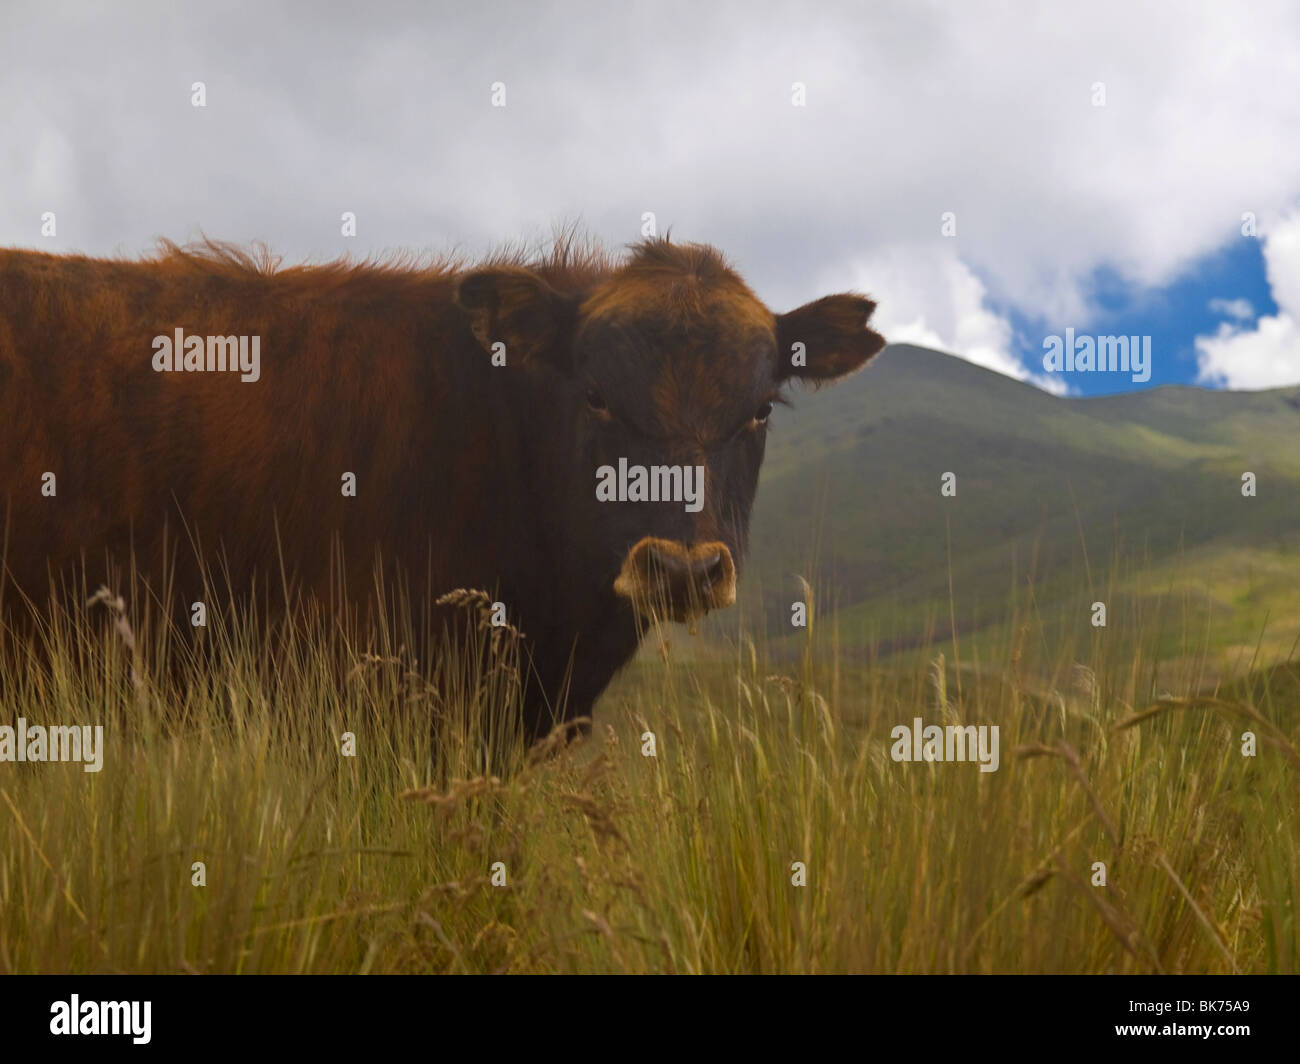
[455,239,885,625]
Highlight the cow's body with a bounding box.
[0,236,884,740]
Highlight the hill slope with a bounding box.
[738,343,1300,662]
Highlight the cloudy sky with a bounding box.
[3,0,1298,395]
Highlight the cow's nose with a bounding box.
[649,545,722,587]
[613,537,736,623]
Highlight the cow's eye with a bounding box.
[585,387,608,413]
[753,400,774,425]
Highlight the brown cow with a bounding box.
[0,233,884,740]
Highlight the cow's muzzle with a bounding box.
[613,537,736,623]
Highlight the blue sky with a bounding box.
[2,0,1298,396]
[998,233,1282,396]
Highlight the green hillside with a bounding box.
[731,343,1300,672]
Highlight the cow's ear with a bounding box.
[455,267,576,368]
[776,294,886,385]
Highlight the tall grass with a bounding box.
[0,555,1295,973]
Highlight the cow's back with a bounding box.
[0,246,486,620]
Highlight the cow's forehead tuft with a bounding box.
[579,239,775,336]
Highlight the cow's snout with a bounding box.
[613,537,736,622]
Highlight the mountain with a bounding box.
[736,343,1300,664]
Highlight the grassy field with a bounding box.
[1,562,1296,974]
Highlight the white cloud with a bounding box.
[1196,214,1300,389]
[839,243,1070,395]
[1208,298,1254,321]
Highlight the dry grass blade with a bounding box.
[435,587,526,651]
[86,584,144,691]
[400,776,506,811]
[1014,743,1061,760]
[1051,854,1159,970]
[563,791,627,849]
[1054,741,1120,848]
[1154,852,1240,974]
[1,787,87,922]
[1114,696,1300,770]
